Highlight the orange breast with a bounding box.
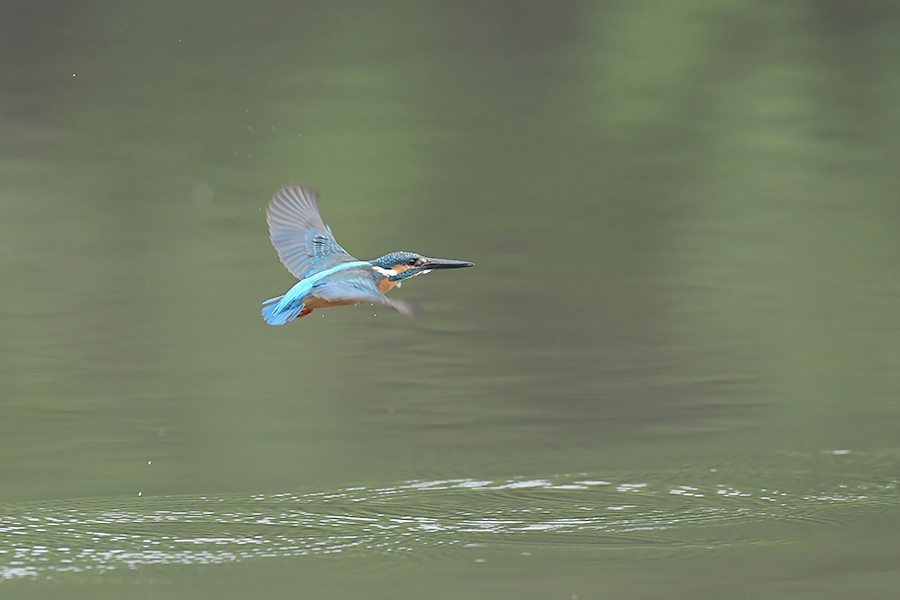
[304,296,364,309]
[378,278,399,294]
[376,265,411,294]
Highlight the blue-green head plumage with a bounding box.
[371,251,474,281]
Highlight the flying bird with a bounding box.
[261,184,474,325]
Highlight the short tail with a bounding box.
[262,295,311,325]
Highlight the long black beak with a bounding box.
[422,257,475,270]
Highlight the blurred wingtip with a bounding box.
[391,299,419,317]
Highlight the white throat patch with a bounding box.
[371,266,398,278]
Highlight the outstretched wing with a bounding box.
[266,184,356,278]
[311,269,416,316]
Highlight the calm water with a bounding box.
[2,2,899,598]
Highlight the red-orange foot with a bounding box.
[297,307,313,318]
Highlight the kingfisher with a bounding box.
[261,184,474,325]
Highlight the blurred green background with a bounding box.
[1,1,899,598]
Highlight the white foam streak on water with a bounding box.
[1,470,896,581]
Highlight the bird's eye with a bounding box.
[407,258,418,266]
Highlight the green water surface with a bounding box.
[1,2,899,598]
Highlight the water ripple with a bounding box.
[1,458,897,580]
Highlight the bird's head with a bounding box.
[371,251,474,282]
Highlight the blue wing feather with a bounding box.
[312,269,389,305]
[313,271,416,316]
[261,260,414,325]
[261,267,415,325]
[266,184,356,278]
